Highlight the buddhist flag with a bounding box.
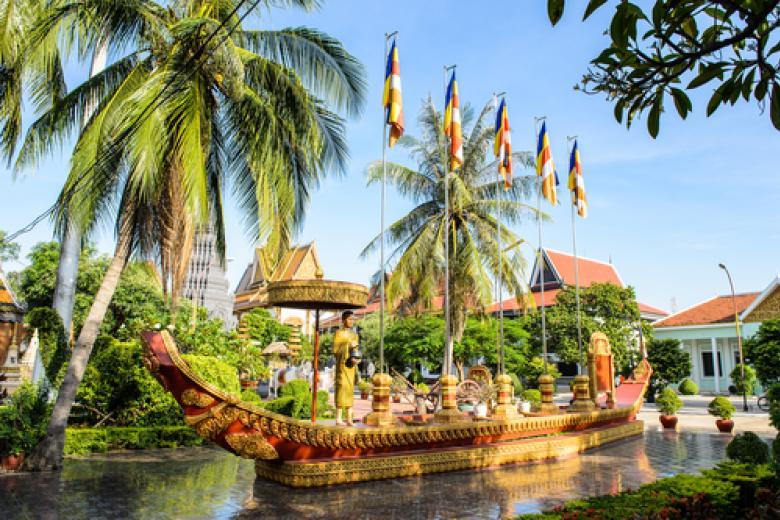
[493,98,512,190]
[443,71,463,171]
[383,39,404,147]
[536,122,558,205]
[568,140,587,218]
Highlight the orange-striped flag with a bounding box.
[568,140,587,217]
[536,122,558,205]
[383,39,404,147]
[443,71,463,171]
[493,98,512,189]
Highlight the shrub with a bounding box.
[181,354,241,396]
[730,364,757,395]
[727,432,770,465]
[678,378,699,395]
[708,396,736,420]
[357,379,372,394]
[656,387,683,415]
[64,426,202,455]
[522,357,561,389]
[240,389,262,404]
[265,380,333,419]
[768,384,780,429]
[522,389,541,406]
[0,382,51,456]
[415,382,430,394]
[508,373,522,394]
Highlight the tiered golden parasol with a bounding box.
[266,271,368,422]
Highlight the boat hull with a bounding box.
[140,331,651,487]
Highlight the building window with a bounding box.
[701,351,723,377]
[734,351,742,366]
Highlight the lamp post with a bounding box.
[718,263,748,412]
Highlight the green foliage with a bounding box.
[384,314,445,372]
[462,316,532,379]
[647,338,692,396]
[708,396,736,420]
[181,354,241,397]
[0,382,51,456]
[522,357,562,389]
[241,308,290,346]
[678,378,699,396]
[655,387,683,416]
[767,384,780,430]
[522,389,541,406]
[702,461,777,512]
[240,389,262,405]
[548,1,780,135]
[0,229,19,262]
[25,307,69,384]
[64,426,202,455]
[357,379,372,393]
[526,283,645,373]
[508,373,523,394]
[265,380,332,419]
[746,319,780,387]
[77,339,182,427]
[727,432,770,465]
[730,364,757,395]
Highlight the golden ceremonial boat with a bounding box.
[140,328,652,488]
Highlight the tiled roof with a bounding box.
[543,249,623,288]
[637,302,669,316]
[653,293,760,328]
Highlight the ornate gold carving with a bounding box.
[180,389,215,408]
[265,279,368,310]
[225,432,278,460]
[184,403,242,441]
[255,422,644,487]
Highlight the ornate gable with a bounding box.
[743,282,780,323]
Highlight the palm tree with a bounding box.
[362,98,539,378]
[20,0,365,470]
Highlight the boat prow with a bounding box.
[141,330,652,487]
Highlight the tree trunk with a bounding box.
[455,360,465,381]
[51,39,109,337]
[23,232,130,471]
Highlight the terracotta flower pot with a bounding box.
[716,419,735,433]
[1,453,25,471]
[659,415,678,429]
[360,392,369,400]
[392,395,401,403]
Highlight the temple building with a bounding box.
[233,243,322,337]
[654,276,780,394]
[180,227,235,329]
[0,266,44,396]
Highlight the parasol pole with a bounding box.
[310,309,320,423]
[567,135,585,375]
[534,116,548,374]
[442,64,456,377]
[379,31,397,374]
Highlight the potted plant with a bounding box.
[0,382,51,471]
[655,387,683,429]
[391,377,406,403]
[521,389,541,413]
[708,396,736,433]
[357,379,372,400]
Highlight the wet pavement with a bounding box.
[0,431,744,519]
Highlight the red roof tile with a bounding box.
[653,293,760,328]
[544,249,623,288]
[637,302,669,316]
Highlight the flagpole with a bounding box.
[379,32,397,374]
[442,65,456,377]
[534,116,548,375]
[493,92,506,375]
[567,136,584,375]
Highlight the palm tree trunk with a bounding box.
[23,231,130,471]
[51,38,109,337]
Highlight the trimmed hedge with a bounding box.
[181,354,241,396]
[678,378,698,395]
[64,426,202,455]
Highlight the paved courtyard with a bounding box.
[1,430,751,519]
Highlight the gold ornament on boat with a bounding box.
[225,432,278,460]
[180,388,215,408]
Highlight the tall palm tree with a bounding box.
[362,98,539,374]
[20,0,365,470]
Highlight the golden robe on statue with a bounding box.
[333,328,358,408]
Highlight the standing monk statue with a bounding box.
[333,310,358,426]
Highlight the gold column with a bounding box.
[568,374,596,412]
[492,374,517,419]
[434,374,466,423]
[538,374,559,414]
[363,373,397,427]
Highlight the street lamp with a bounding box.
[718,263,748,412]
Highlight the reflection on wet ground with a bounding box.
[1,431,734,519]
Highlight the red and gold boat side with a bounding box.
[141,331,652,487]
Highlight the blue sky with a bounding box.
[1,1,778,313]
